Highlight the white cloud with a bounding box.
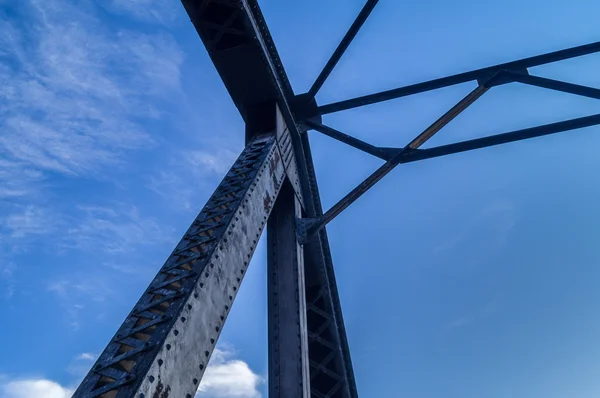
[0,347,260,398]
[76,353,96,361]
[67,353,97,377]
[197,347,263,398]
[1,379,73,398]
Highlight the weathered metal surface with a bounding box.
[301,134,358,398]
[181,0,294,124]
[276,104,304,207]
[73,133,286,398]
[268,181,310,398]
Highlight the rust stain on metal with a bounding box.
[269,150,280,188]
[152,381,171,398]
[263,192,272,212]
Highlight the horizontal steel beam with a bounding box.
[316,40,600,114]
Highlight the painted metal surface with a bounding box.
[70,0,600,396]
[268,182,310,398]
[73,133,286,397]
[315,40,600,115]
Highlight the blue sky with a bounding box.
[1,0,600,397]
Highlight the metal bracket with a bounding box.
[296,216,322,245]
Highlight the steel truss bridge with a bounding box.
[72,1,600,397]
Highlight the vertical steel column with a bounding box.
[268,181,311,398]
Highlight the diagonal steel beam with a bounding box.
[304,120,398,160]
[73,134,287,398]
[298,84,486,242]
[406,84,489,149]
[307,0,379,99]
[299,113,600,242]
[316,40,600,115]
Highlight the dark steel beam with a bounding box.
[268,181,311,398]
[300,133,358,398]
[298,85,487,241]
[304,120,398,160]
[307,0,379,99]
[506,72,600,100]
[403,113,600,163]
[407,84,488,149]
[299,112,600,242]
[316,40,600,115]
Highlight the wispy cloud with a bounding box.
[0,0,184,190]
[0,262,16,299]
[148,147,239,212]
[197,346,264,398]
[64,204,172,254]
[447,294,504,330]
[3,205,55,239]
[103,0,180,25]
[433,202,517,257]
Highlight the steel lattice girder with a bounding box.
[181,0,360,397]
[73,133,288,398]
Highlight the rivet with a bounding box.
[158,359,163,366]
[174,330,179,336]
[166,344,172,350]
[148,376,155,383]
[205,351,209,357]
[193,378,199,385]
[210,338,215,344]
[200,364,205,370]
[215,326,220,332]
[181,317,186,322]
[187,304,192,310]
